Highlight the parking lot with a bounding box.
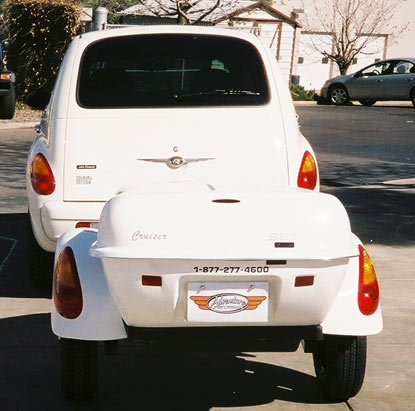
[0,104,414,410]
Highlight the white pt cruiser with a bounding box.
[26,26,382,402]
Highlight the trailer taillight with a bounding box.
[358,245,380,316]
[30,153,56,195]
[54,247,83,319]
[297,151,317,190]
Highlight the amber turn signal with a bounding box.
[358,245,380,316]
[30,153,56,195]
[54,247,83,319]
[297,151,317,190]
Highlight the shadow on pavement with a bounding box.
[0,212,50,299]
[0,314,334,411]
[325,187,415,246]
[0,139,31,190]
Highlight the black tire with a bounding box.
[329,85,350,105]
[411,90,415,107]
[60,338,98,402]
[358,100,377,107]
[27,215,54,287]
[313,335,367,401]
[0,83,16,119]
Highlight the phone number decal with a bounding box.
[193,266,269,273]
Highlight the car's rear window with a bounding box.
[77,34,270,108]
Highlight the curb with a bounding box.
[294,100,413,107]
[0,122,37,130]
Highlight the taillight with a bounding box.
[358,245,380,315]
[54,247,83,319]
[142,275,162,287]
[297,151,317,190]
[75,222,92,229]
[30,153,56,195]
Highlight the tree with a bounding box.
[3,0,82,99]
[133,0,240,25]
[82,0,138,23]
[299,0,408,74]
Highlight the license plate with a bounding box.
[187,282,269,323]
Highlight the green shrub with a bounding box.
[3,0,82,100]
[290,84,317,101]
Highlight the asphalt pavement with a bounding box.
[0,104,414,410]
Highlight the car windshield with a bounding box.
[78,34,270,108]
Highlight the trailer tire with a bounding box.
[60,338,98,402]
[27,216,54,287]
[0,83,16,119]
[313,335,366,401]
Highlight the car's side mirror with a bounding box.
[25,89,51,110]
[354,71,362,78]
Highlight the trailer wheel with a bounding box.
[313,335,366,401]
[0,83,16,119]
[60,338,98,402]
[27,216,54,287]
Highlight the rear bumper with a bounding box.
[0,89,10,97]
[125,325,324,352]
[32,201,105,251]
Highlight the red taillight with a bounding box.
[30,153,56,195]
[75,222,92,229]
[358,245,380,315]
[297,151,317,190]
[54,247,83,319]
[142,275,162,287]
[295,275,314,287]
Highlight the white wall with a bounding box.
[386,0,414,57]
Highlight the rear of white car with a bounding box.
[27,26,317,286]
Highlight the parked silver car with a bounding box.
[320,58,415,106]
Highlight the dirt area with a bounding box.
[0,109,42,124]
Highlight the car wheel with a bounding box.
[358,100,376,107]
[329,86,350,105]
[60,338,98,402]
[0,83,16,119]
[411,90,415,107]
[313,335,366,401]
[27,214,54,287]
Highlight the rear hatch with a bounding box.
[63,32,289,201]
[63,109,288,201]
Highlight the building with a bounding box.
[119,0,412,90]
[120,0,301,80]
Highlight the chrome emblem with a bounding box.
[169,156,184,169]
[137,156,215,169]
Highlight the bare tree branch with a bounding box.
[300,0,408,74]
[139,0,237,25]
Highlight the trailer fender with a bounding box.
[51,228,127,341]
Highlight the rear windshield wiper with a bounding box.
[174,89,261,99]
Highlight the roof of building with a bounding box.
[120,0,301,27]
